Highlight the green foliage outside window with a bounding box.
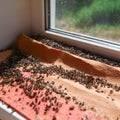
[56,0,120,27]
[56,0,120,42]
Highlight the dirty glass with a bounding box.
[54,0,120,43]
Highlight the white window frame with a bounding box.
[50,0,56,28]
[31,0,120,61]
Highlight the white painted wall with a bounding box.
[0,0,31,50]
[31,0,44,35]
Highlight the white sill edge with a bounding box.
[0,101,26,120]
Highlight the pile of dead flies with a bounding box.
[0,50,120,115]
[32,35,120,67]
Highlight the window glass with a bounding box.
[51,0,120,43]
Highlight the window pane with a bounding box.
[51,0,120,43]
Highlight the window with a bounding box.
[40,0,120,60]
[50,0,120,44]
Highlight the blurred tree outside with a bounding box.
[55,0,120,42]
